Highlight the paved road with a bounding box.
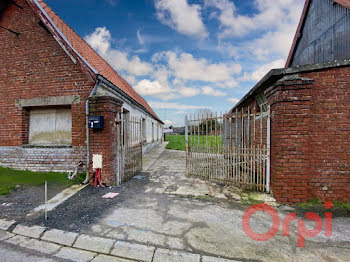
[0,243,67,262]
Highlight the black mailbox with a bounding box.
[88,116,104,129]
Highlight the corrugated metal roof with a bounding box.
[29,0,161,122]
[286,0,350,67]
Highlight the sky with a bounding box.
[45,0,305,126]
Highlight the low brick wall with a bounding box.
[0,146,86,172]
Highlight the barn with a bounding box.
[229,0,350,203]
[0,0,163,186]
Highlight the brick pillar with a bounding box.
[88,96,123,186]
[265,75,314,203]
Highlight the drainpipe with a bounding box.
[83,79,101,184]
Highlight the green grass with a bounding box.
[297,199,350,212]
[298,198,322,209]
[165,135,186,150]
[0,166,85,196]
[334,202,350,212]
[165,134,223,151]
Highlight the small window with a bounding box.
[29,107,72,145]
[122,109,130,146]
[142,118,146,143]
[256,93,268,113]
[152,122,154,141]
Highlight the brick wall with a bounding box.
[0,146,86,172]
[266,67,350,203]
[307,67,350,202]
[266,76,313,203]
[0,0,94,171]
[88,96,123,186]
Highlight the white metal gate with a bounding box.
[116,113,142,185]
[185,108,270,192]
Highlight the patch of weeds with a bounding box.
[241,196,264,206]
[334,202,350,212]
[240,191,264,206]
[0,184,16,196]
[298,198,322,209]
[195,194,214,201]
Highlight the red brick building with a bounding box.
[230,0,350,203]
[0,0,163,185]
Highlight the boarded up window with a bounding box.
[29,108,72,145]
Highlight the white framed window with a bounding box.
[29,107,72,145]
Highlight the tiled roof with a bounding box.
[35,0,160,122]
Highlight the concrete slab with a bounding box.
[41,228,79,246]
[54,246,96,262]
[110,241,155,262]
[31,184,87,214]
[0,219,16,230]
[12,224,46,239]
[153,248,200,262]
[5,235,30,245]
[0,230,15,241]
[19,238,61,255]
[202,256,241,262]
[91,254,134,262]
[73,234,115,254]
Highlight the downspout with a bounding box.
[83,79,101,184]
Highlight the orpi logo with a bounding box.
[242,202,333,247]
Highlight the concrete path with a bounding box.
[0,242,67,262]
[0,220,240,262]
[85,143,350,261]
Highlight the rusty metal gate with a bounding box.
[185,108,270,192]
[116,113,142,185]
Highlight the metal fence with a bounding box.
[185,108,270,192]
[116,114,142,185]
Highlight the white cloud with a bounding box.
[164,120,173,125]
[153,51,241,87]
[240,59,285,82]
[201,86,226,97]
[134,78,200,101]
[85,27,153,76]
[206,0,304,38]
[228,97,240,104]
[155,0,208,39]
[207,0,304,61]
[135,79,172,98]
[85,27,111,54]
[137,29,144,45]
[178,87,201,97]
[149,101,211,110]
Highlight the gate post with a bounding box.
[185,115,189,176]
[266,106,271,193]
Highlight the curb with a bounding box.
[0,219,241,262]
